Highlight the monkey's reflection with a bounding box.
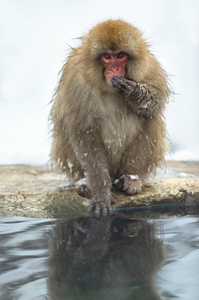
[47,215,166,300]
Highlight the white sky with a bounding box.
[0,0,199,164]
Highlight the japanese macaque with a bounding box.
[50,20,170,214]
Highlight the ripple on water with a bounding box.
[0,215,199,300]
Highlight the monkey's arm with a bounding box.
[71,129,113,215]
[111,76,164,117]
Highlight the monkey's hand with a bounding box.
[88,193,113,215]
[111,76,160,117]
[111,76,137,97]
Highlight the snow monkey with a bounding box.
[50,20,169,214]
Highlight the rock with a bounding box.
[0,162,199,218]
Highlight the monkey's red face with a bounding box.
[101,51,129,82]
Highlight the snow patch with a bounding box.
[129,174,139,180]
[68,161,73,173]
[141,100,152,109]
[75,177,88,188]
[168,150,199,161]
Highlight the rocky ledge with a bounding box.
[0,161,199,218]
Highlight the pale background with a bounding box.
[1,0,199,165]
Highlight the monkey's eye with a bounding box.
[117,52,125,58]
[103,53,111,59]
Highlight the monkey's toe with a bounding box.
[111,197,116,205]
[123,178,142,195]
[113,176,142,196]
[123,185,140,196]
[77,184,91,199]
[88,199,113,215]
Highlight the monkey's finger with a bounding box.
[88,201,95,213]
[111,76,124,86]
[107,204,113,215]
[111,79,126,93]
[120,77,137,89]
[112,76,127,87]
[88,199,113,215]
[88,201,101,215]
[115,75,136,85]
[95,204,101,215]
[112,77,134,92]
[88,205,100,215]
[102,205,108,215]
[112,87,125,94]
[102,203,113,215]
[124,188,138,196]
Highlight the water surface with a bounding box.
[0,213,199,300]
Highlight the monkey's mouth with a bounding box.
[106,73,125,82]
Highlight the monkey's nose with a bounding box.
[109,66,119,72]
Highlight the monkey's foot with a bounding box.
[113,175,142,195]
[88,197,113,215]
[77,184,91,199]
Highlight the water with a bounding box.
[0,213,199,300]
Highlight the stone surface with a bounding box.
[0,162,199,218]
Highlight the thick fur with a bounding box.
[50,20,169,212]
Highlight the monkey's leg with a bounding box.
[113,132,157,195]
[71,128,113,215]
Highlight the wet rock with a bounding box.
[0,162,199,218]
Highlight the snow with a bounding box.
[0,0,199,164]
[75,177,88,187]
[141,100,152,109]
[129,175,139,180]
[0,144,49,166]
[168,150,199,162]
[114,179,120,184]
[68,161,73,173]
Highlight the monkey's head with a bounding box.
[81,20,150,91]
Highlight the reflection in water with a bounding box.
[47,216,166,300]
[1,215,198,299]
[0,217,52,300]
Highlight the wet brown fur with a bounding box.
[50,20,169,211]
